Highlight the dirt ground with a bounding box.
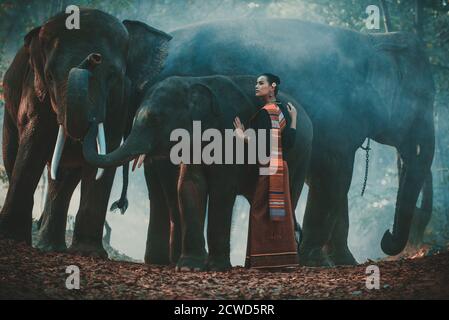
[0,239,448,300]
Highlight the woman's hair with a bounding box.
[259,73,281,96]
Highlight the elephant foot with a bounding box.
[295,222,303,250]
[327,247,358,266]
[0,218,31,244]
[34,228,67,252]
[68,241,108,259]
[0,227,15,242]
[207,255,232,272]
[175,255,207,272]
[170,250,181,266]
[144,250,170,266]
[298,246,333,267]
[0,218,9,240]
[35,238,67,253]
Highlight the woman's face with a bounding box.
[255,75,275,98]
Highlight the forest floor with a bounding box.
[0,239,448,300]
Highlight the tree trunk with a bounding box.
[415,0,424,38]
[379,0,393,32]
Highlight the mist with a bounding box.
[1,0,448,265]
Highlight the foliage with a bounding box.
[0,165,7,184]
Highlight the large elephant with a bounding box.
[83,75,313,271]
[0,9,171,256]
[101,18,434,267]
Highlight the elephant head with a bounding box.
[83,78,221,168]
[24,9,171,179]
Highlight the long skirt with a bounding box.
[245,161,299,269]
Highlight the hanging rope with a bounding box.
[360,138,371,196]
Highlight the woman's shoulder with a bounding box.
[249,108,270,128]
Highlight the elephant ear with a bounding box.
[123,20,172,91]
[24,26,47,102]
[188,83,221,127]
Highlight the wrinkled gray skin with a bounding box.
[84,75,313,271]
[84,18,433,267]
[160,20,434,267]
[0,9,171,257]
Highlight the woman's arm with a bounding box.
[233,116,250,143]
[234,103,298,153]
[282,102,298,151]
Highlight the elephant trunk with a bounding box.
[64,53,107,180]
[65,67,90,140]
[65,53,103,140]
[381,208,413,256]
[83,123,149,168]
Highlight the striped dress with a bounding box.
[245,102,299,269]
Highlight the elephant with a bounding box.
[0,8,172,256]
[83,75,313,270]
[101,18,434,267]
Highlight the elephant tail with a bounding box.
[109,162,129,215]
[109,120,133,215]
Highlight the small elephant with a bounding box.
[84,75,313,271]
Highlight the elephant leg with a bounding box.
[158,161,182,264]
[69,167,116,258]
[176,164,208,271]
[289,157,309,250]
[144,161,170,265]
[0,116,56,244]
[2,110,19,180]
[35,166,82,252]
[206,169,237,271]
[299,150,355,266]
[326,194,357,265]
[321,150,357,266]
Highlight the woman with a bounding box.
[233,73,299,269]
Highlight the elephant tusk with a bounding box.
[137,154,146,168]
[132,154,146,172]
[132,157,138,172]
[50,125,66,180]
[95,122,106,180]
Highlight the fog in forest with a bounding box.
[1,0,448,264]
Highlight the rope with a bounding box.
[360,138,371,196]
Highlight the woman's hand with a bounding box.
[233,116,247,141]
[287,102,297,129]
[287,102,297,119]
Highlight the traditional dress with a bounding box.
[245,102,299,269]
